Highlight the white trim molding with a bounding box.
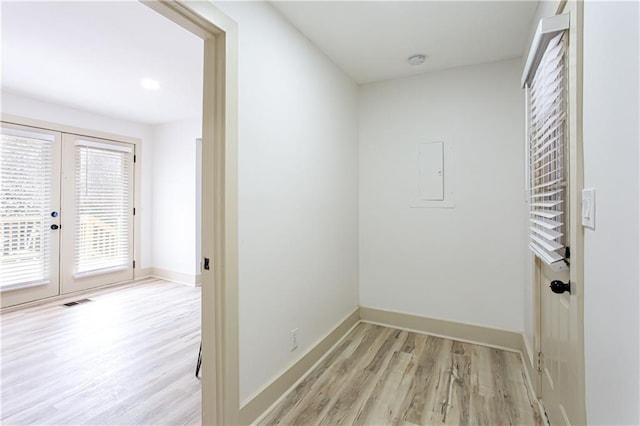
[134,267,153,280]
[149,267,201,287]
[359,306,523,352]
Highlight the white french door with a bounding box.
[1,123,134,308]
[1,123,62,308]
[60,134,134,293]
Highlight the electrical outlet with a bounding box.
[290,328,299,351]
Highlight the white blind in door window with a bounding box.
[527,33,567,264]
[75,141,132,276]
[0,130,53,288]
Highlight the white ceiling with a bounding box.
[1,1,538,125]
[1,1,203,125]
[271,1,539,84]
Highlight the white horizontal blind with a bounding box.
[527,33,567,264]
[0,131,53,288]
[75,142,131,276]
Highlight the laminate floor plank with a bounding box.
[260,323,542,426]
[352,350,411,426]
[0,279,201,426]
[284,324,391,426]
[322,328,408,426]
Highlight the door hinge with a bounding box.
[133,154,137,163]
[133,260,136,269]
[133,207,136,216]
[537,351,544,372]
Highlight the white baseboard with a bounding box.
[149,267,201,287]
[135,267,153,280]
[359,306,522,352]
[239,308,360,425]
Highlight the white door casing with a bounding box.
[139,1,239,423]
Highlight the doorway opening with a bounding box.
[1,1,238,424]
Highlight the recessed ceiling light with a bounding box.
[407,54,427,66]
[141,78,160,91]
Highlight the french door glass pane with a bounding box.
[0,130,53,289]
[75,142,131,276]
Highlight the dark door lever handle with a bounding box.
[550,280,571,294]
[50,224,59,230]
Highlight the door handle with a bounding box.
[550,280,571,294]
[50,224,59,230]
[51,211,59,217]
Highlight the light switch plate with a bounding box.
[582,188,596,229]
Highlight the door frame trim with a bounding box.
[139,2,239,424]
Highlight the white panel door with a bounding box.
[60,134,134,293]
[538,3,586,424]
[0,123,61,308]
[539,259,581,425]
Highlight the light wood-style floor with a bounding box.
[0,278,201,425]
[260,323,542,426]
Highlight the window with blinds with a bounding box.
[526,33,567,264]
[75,140,132,276]
[0,129,53,288]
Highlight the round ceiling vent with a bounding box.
[407,54,427,66]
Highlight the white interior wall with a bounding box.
[582,2,639,424]
[150,118,202,280]
[358,59,526,332]
[213,1,360,404]
[1,91,155,271]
